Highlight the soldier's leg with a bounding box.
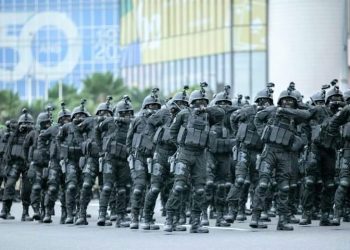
[300,148,319,225]
[64,162,79,224]
[250,147,274,229]
[332,163,350,225]
[287,153,300,224]
[43,163,60,223]
[97,158,115,226]
[115,161,131,227]
[76,157,98,225]
[130,157,148,229]
[164,151,191,232]
[142,152,168,230]
[0,163,20,219]
[30,163,43,220]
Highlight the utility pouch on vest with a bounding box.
[236,123,248,142]
[177,126,187,144]
[261,125,272,143]
[153,127,164,144]
[11,144,24,159]
[342,123,350,139]
[311,125,321,142]
[291,135,304,152]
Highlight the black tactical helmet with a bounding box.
[325,79,343,104]
[214,85,232,106]
[232,94,244,107]
[95,96,114,115]
[142,88,161,109]
[18,108,34,124]
[172,86,190,104]
[310,91,324,104]
[71,99,91,119]
[36,105,53,127]
[115,95,134,114]
[58,102,71,122]
[277,82,299,105]
[254,82,274,104]
[189,82,209,104]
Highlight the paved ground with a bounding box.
[0,201,350,250]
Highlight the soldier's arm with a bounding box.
[56,125,67,143]
[23,131,34,161]
[254,108,271,136]
[126,118,137,153]
[278,108,311,123]
[169,110,185,142]
[328,106,350,134]
[230,110,241,134]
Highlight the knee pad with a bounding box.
[325,180,335,189]
[340,178,350,188]
[280,185,290,192]
[305,176,315,187]
[32,184,41,191]
[133,188,142,196]
[258,180,268,190]
[290,183,297,189]
[82,182,92,190]
[195,187,205,195]
[102,185,112,193]
[117,188,126,195]
[150,186,160,194]
[48,186,57,193]
[67,184,76,192]
[217,183,226,191]
[235,177,245,186]
[174,181,185,193]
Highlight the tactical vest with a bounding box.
[177,110,210,149]
[29,130,49,164]
[341,118,350,140]
[261,116,295,148]
[0,132,9,154]
[208,124,234,153]
[153,116,174,146]
[103,120,129,159]
[235,106,262,149]
[10,132,27,160]
[131,115,154,155]
[60,124,84,160]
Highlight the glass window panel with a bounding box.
[252,51,266,96]
[234,26,250,51]
[234,0,250,25]
[176,60,182,89]
[163,62,169,94]
[209,55,216,87]
[224,0,232,27]
[224,53,232,85]
[251,25,266,50]
[252,0,266,25]
[234,52,250,96]
[217,54,224,92]
[182,59,189,85]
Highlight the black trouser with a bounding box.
[302,144,336,214]
[99,155,131,216]
[143,147,174,218]
[30,162,49,210]
[79,156,99,216]
[64,158,82,216]
[44,160,66,211]
[166,148,206,223]
[227,147,259,213]
[252,145,298,217]
[205,152,231,213]
[334,154,350,211]
[3,159,31,208]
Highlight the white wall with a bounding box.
[269,0,348,101]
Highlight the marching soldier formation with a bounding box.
[1,80,350,233]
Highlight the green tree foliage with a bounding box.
[0,90,24,124]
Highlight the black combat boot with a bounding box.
[115,214,130,228]
[299,212,311,225]
[319,212,332,226]
[21,205,33,222]
[172,214,187,231]
[75,209,88,225]
[224,205,236,223]
[0,200,15,220]
[164,212,174,232]
[65,206,74,224]
[215,211,231,227]
[32,205,41,221]
[129,210,139,229]
[110,206,117,221]
[190,214,209,233]
[142,212,160,230]
[236,206,247,222]
[276,215,294,231]
[200,210,209,226]
[249,212,267,229]
[43,208,52,223]
[60,207,67,224]
[97,208,107,226]
[330,209,341,226]
[267,201,276,217]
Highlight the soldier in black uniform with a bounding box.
[227,83,274,224]
[41,102,72,223]
[299,80,343,226]
[142,87,189,231]
[95,96,133,227]
[57,100,90,224]
[250,86,310,230]
[126,88,161,229]
[0,109,35,221]
[204,86,236,227]
[164,83,222,233]
[24,107,53,221]
[75,97,114,225]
